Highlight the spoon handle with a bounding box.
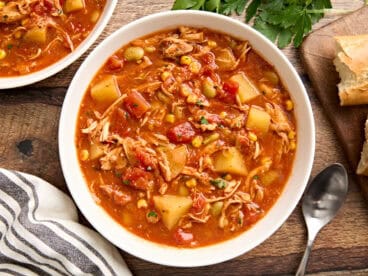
[295,238,314,276]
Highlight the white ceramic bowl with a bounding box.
[0,0,117,89]
[59,11,315,267]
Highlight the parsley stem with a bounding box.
[307,8,353,16]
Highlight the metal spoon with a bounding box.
[296,163,348,276]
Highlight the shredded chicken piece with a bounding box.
[0,0,35,23]
[266,103,292,133]
[139,56,153,69]
[201,140,226,156]
[99,185,132,206]
[100,147,127,171]
[160,37,193,59]
[181,166,211,184]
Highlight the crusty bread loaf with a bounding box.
[357,116,368,176]
[333,35,368,106]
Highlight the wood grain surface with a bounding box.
[1,1,368,275]
[301,6,368,202]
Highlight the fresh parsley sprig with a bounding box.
[172,0,353,48]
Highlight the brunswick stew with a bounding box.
[76,27,297,247]
[0,0,106,76]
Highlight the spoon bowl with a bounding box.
[296,163,348,276]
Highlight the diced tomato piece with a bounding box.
[124,91,151,118]
[201,52,215,65]
[122,167,153,191]
[223,80,239,95]
[206,113,222,124]
[192,192,206,214]
[135,150,155,169]
[173,228,194,245]
[107,55,124,71]
[167,122,196,143]
[32,3,44,14]
[43,0,54,12]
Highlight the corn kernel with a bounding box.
[191,135,203,148]
[180,84,192,97]
[288,130,296,140]
[285,100,294,111]
[248,132,258,142]
[180,55,192,65]
[0,2,5,9]
[144,46,156,53]
[161,71,171,81]
[137,199,148,209]
[207,40,217,48]
[290,141,296,151]
[224,174,232,181]
[186,94,198,103]
[189,61,201,74]
[90,10,100,23]
[0,49,6,60]
[261,157,272,165]
[219,111,227,119]
[203,133,220,145]
[185,178,197,188]
[165,114,175,123]
[21,18,29,26]
[80,149,89,161]
[14,30,23,39]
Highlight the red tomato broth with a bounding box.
[0,0,106,76]
[76,27,297,247]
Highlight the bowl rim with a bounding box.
[0,0,118,89]
[59,10,315,267]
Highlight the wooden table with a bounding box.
[1,1,368,275]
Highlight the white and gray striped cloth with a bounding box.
[0,169,131,276]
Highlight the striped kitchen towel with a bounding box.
[0,169,131,276]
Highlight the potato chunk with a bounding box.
[23,27,47,44]
[89,143,104,160]
[230,73,260,103]
[64,0,85,13]
[158,145,187,181]
[246,105,271,135]
[215,48,237,71]
[153,195,192,230]
[213,147,248,176]
[90,75,121,105]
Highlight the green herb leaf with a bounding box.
[196,100,204,107]
[172,0,199,9]
[277,28,293,48]
[171,0,333,48]
[122,179,130,185]
[220,0,248,15]
[7,44,13,50]
[245,0,260,22]
[205,0,221,12]
[253,18,281,43]
[199,116,209,125]
[147,211,158,217]
[210,179,227,189]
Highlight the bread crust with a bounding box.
[357,117,368,176]
[335,35,368,75]
[334,35,368,106]
[339,82,368,105]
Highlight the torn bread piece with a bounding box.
[357,116,368,176]
[333,35,368,106]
